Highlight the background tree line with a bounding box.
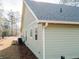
[0,1,20,36]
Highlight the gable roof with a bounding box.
[25,0,79,23]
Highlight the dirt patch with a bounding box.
[0,37,38,59]
[19,44,38,59]
[0,37,20,59]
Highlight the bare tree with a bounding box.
[60,0,79,3]
[8,10,20,36]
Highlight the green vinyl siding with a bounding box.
[45,24,79,59]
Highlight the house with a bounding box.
[21,0,79,59]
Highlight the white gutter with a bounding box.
[38,20,79,25]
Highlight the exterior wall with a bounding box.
[25,23,43,59]
[21,2,26,33]
[45,24,79,59]
[21,1,25,33]
[23,1,36,28]
[21,1,43,59]
[21,1,37,41]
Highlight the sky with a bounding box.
[1,0,22,15]
[33,0,60,3]
[1,0,60,14]
[0,0,60,28]
[0,0,23,29]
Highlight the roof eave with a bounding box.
[38,20,79,25]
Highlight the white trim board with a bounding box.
[39,20,79,25]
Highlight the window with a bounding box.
[35,28,38,40]
[60,8,63,13]
[61,56,65,59]
[30,29,32,37]
[25,32,27,41]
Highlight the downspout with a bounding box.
[43,22,48,59]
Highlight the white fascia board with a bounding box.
[24,0,39,22]
[38,20,79,25]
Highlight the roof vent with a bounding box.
[60,8,63,13]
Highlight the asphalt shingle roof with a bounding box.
[25,0,79,22]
